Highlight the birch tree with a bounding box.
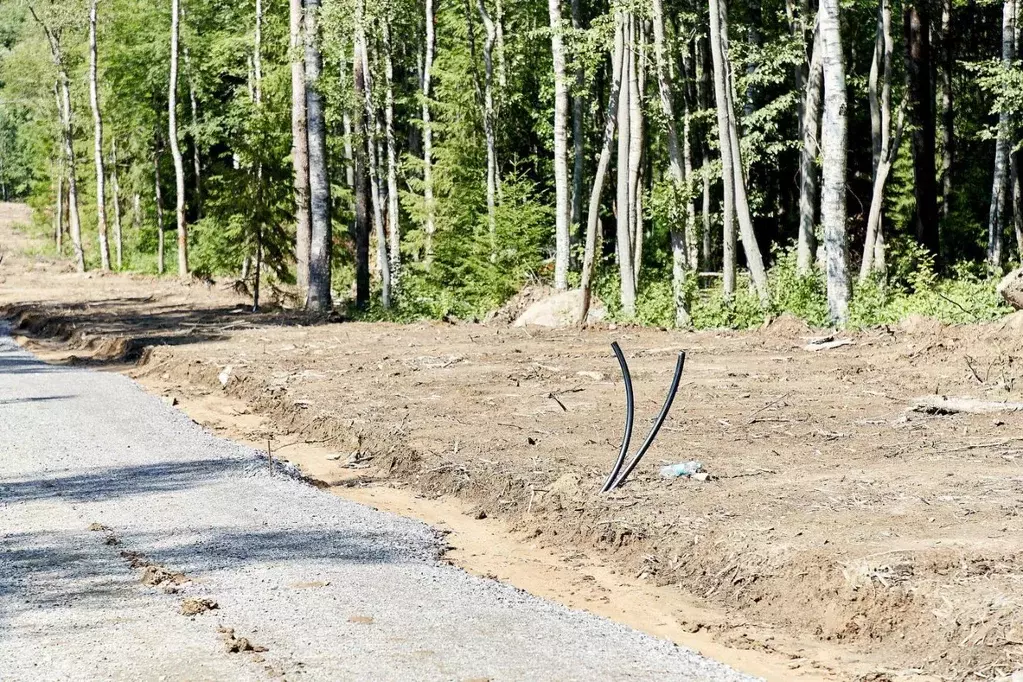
[169,0,188,276]
[479,0,500,261]
[110,138,122,269]
[290,0,311,288]
[820,0,849,324]
[616,11,636,315]
[652,0,691,326]
[797,25,822,275]
[549,0,571,290]
[988,0,1016,270]
[305,0,333,311]
[578,11,624,323]
[88,0,111,270]
[355,4,391,308]
[32,9,85,272]
[421,0,437,265]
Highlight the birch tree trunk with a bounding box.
[290,0,311,289]
[719,1,769,302]
[707,0,737,297]
[860,100,906,281]
[820,0,850,325]
[111,138,123,269]
[616,12,637,315]
[382,18,401,280]
[989,0,1016,270]
[88,0,110,271]
[494,0,508,88]
[549,0,571,289]
[627,17,644,290]
[34,13,85,272]
[305,0,333,311]
[571,0,585,248]
[652,0,690,326]
[1012,153,1023,259]
[905,4,939,259]
[479,0,500,263]
[339,53,355,190]
[169,0,189,277]
[355,10,391,309]
[797,27,822,274]
[696,37,712,267]
[578,12,625,323]
[422,0,437,265]
[860,0,897,281]
[680,43,699,271]
[938,0,953,218]
[55,155,64,252]
[182,37,201,216]
[352,30,371,307]
[154,153,165,275]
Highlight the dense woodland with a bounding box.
[0,0,1019,327]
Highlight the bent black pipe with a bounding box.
[600,342,635,493]
[608,350,685,491]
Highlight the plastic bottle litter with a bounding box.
[659,461,703,478]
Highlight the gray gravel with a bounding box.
[0,326,757,681]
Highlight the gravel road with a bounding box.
[0,326,756,681]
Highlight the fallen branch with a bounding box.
[911,396,1023,415]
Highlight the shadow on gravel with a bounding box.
[0,394,77,405]
[0,458,251,504]
[0,524,421,630]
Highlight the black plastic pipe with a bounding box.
[600,341,635,493]
[608,350,686,491]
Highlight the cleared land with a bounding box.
[3,203,1022,681]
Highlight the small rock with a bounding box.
[218,365,233,387]
[162,396,179,406]
[180,598,219,616]
[692,472,711,482]
[88,522,110,532]
[576,370,604,381]
[325,453,343,461]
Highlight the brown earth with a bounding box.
[3,203,1023,681]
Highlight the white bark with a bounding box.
[89,0,110,271]
[652,0,691,326]
[989,0,1017,270]
[305,0,333,311]
[820,0,850,325]
[707,0,736,297]
[860,0,898,282]
[422,0,437,265]
[34,12,85,272]
[111,138,122,269]
[549,0,571,289]
[356,10,391,309]
[616,12,636,315]
[797,24,822,274]
[578,13,625,323]
[153,153,165,275]
[169,0,188,276]
[718,0,769,302]
[290,0,311,288]
[479,0,500,262]
[382,18,401,279]
[628,20,645,289]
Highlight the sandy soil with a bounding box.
[3,203,1023,681]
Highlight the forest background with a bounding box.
[0,0,1019,329]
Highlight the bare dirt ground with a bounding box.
[3,202,1023,681]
